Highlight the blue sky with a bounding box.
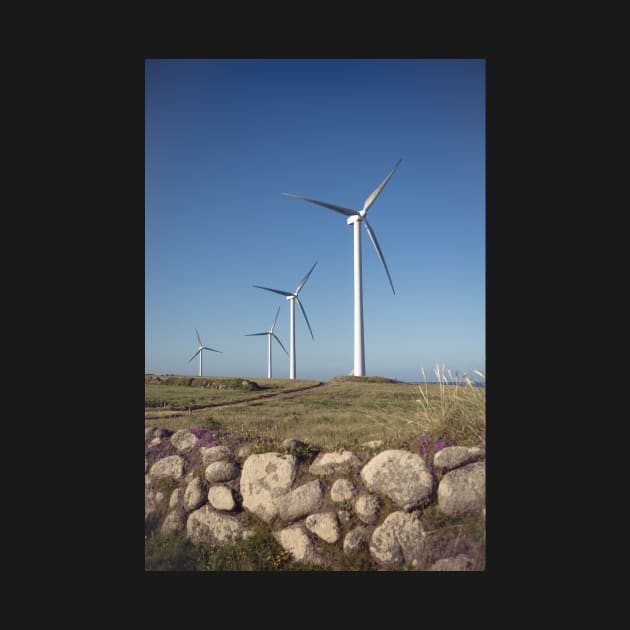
[145,59,485,383]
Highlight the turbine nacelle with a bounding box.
[245,305,289,378]
[253,263,317,378]
[282,161,401,376]
[283,162,399,295]
[188,330,222,376]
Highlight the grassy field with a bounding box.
[144,372,485,451]
[145,375,320,409]
[145,370,485,571]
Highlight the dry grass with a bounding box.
[145,369,486,571]
[145,371,485,450]
[144,375,320,411]
[411,365,486,445]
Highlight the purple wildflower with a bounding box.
[434,440,457,452]
[189,427,220,449]
[415,435,457,460]
[197,438,219,448]
[416,435,432,458]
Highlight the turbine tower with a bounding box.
[253,261,316,380]
[245,306,288,379]
[283,160,400,377]
[188,328,221,377]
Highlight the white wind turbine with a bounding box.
[245,306,288,379]
[283,160,400,377]
[188,328,222,377]
[253,261,317,380]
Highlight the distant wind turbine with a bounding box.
[253,261,317,380]
[188,328,221,377]
[245,306,288,379]
[283,160,400,377]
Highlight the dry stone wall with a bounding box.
[145,427,486,571]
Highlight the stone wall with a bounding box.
[145,427,485,571]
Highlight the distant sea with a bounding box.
[419,382,483,387]
[405,381,485,387]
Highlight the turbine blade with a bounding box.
[245,332,268,337]
[195,328,203,346]
[295,261,317,295]
[202,347,222,353]
[296,297,315,340]
[253,285,293,297]
[363,219,395,294]
[272,333,289,355]
[188,349,201,363]
[283,192,357,217]
[270,305,281,333]
[361,159,401,214]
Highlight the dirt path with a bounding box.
[144,381,326,420]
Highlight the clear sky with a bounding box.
[145,59,485,383]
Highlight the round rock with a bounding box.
[170,429,198,453]
[208,485,237,511]
[184,476,207,512]
[205,461,240,483]
[354,494,381,525]
[186,505,245,545]
[305,512,341,544]
[330,478,358,503]
[161,509,186,535]
[437,460,485,517]
[361,449,434,511]
[240,453,298,523]
[149,455,184,481]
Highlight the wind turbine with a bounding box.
[283,160,400,377]
[188,328,221,377]
[253,261,317,380]
[245,306,288,379]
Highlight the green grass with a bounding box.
[145,532,200,571]
[417,505,486,571]
[193,522,294,571]
[145,375,320,410]
[145,507,485,572]
[145,372,485,451]
[145,368,485,571]
[145,516,331,571]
